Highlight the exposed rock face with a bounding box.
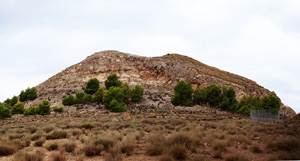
[27,50,296,117]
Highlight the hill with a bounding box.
[27,50,295,117]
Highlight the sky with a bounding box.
[0,0,299,113]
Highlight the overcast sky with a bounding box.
[0,0,299,113]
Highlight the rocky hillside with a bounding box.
[27,50,295,117]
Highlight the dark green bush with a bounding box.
[53,106,63,113]
[19,87,37,102]
[109,99,127,112]
[105,73,122,89]
[262,94,281,111]
[122,83,131,103]
[93,87,104,104]
[24,106,38,115]
[0,104,12,119]
[221,87,238,111]
[82,94,93,104]
[205,84,222,107]
[75,91,85,104]
[131,84,144,102]
[12,102,24,114]
[37,100,51,115]
[193,88,207,105]
[85,78,99,94]
[62,94,76,106]
[171,80,193,106]
[103,86,124,108]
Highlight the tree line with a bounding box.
[171,80,281,115]
[62,73,144,112]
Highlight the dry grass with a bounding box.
[250,144,262,153]
[146,133,166,156]
[168,144,188,160]
[46,130,68,140]
[81,144,103,156]
[34,138,46,147]
[13,150,44,161]
[45,141,59,151]
[0,145,16,156]
[160,154,174,161]
[120,136,136,156]
[62,141,76,153]
[1,111,300,161]
[225,154,250,161]
[51,152,66,161]
[94,136,116,151]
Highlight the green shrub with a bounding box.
[122,83,131,103]
[237,95,262,115]
[105,73,122,89]
[109,99,127,112]
[5,96,18,107]
[37,100,51,115]
[103,86,124,108]
[24,106,38,115]
[85,78,99,94]
[131,84,144,102]
[171,80,193,106]
[0,104,11,119]
[193,88,207,105]
[82,94,93,104]
[12,102,24,114]
[221,87,238,111]
[205,84,222,107]
[19,87,37,102]
[262,95,281,111]
[53,106,63,113]
[75,91,85,104]
[93,87,104,104]
[62,94,75,106]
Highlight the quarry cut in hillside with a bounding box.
[27,50,295,117]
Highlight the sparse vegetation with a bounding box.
[0,104,299,161]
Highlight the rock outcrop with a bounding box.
[26,50,296,117]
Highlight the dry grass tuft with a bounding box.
[167,133,194,149]
[225,154,250,161]
[51,152,66,161]
[34,138,45,147]
[63,141,76,153]
[94,137,116,151]
[0,145,16,156]
[120,136,135,156]
[159,154,174,161]
[81,144,103,156]
[168,144,188,160]
[188,154,210,161]
[146,133,166,156]
[46,130,68,140]
[45,141,59,151]
[250,144,262,153]
[13,150,44,161]
[81,122,95,129]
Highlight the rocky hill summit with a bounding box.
[29,50,295,117]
